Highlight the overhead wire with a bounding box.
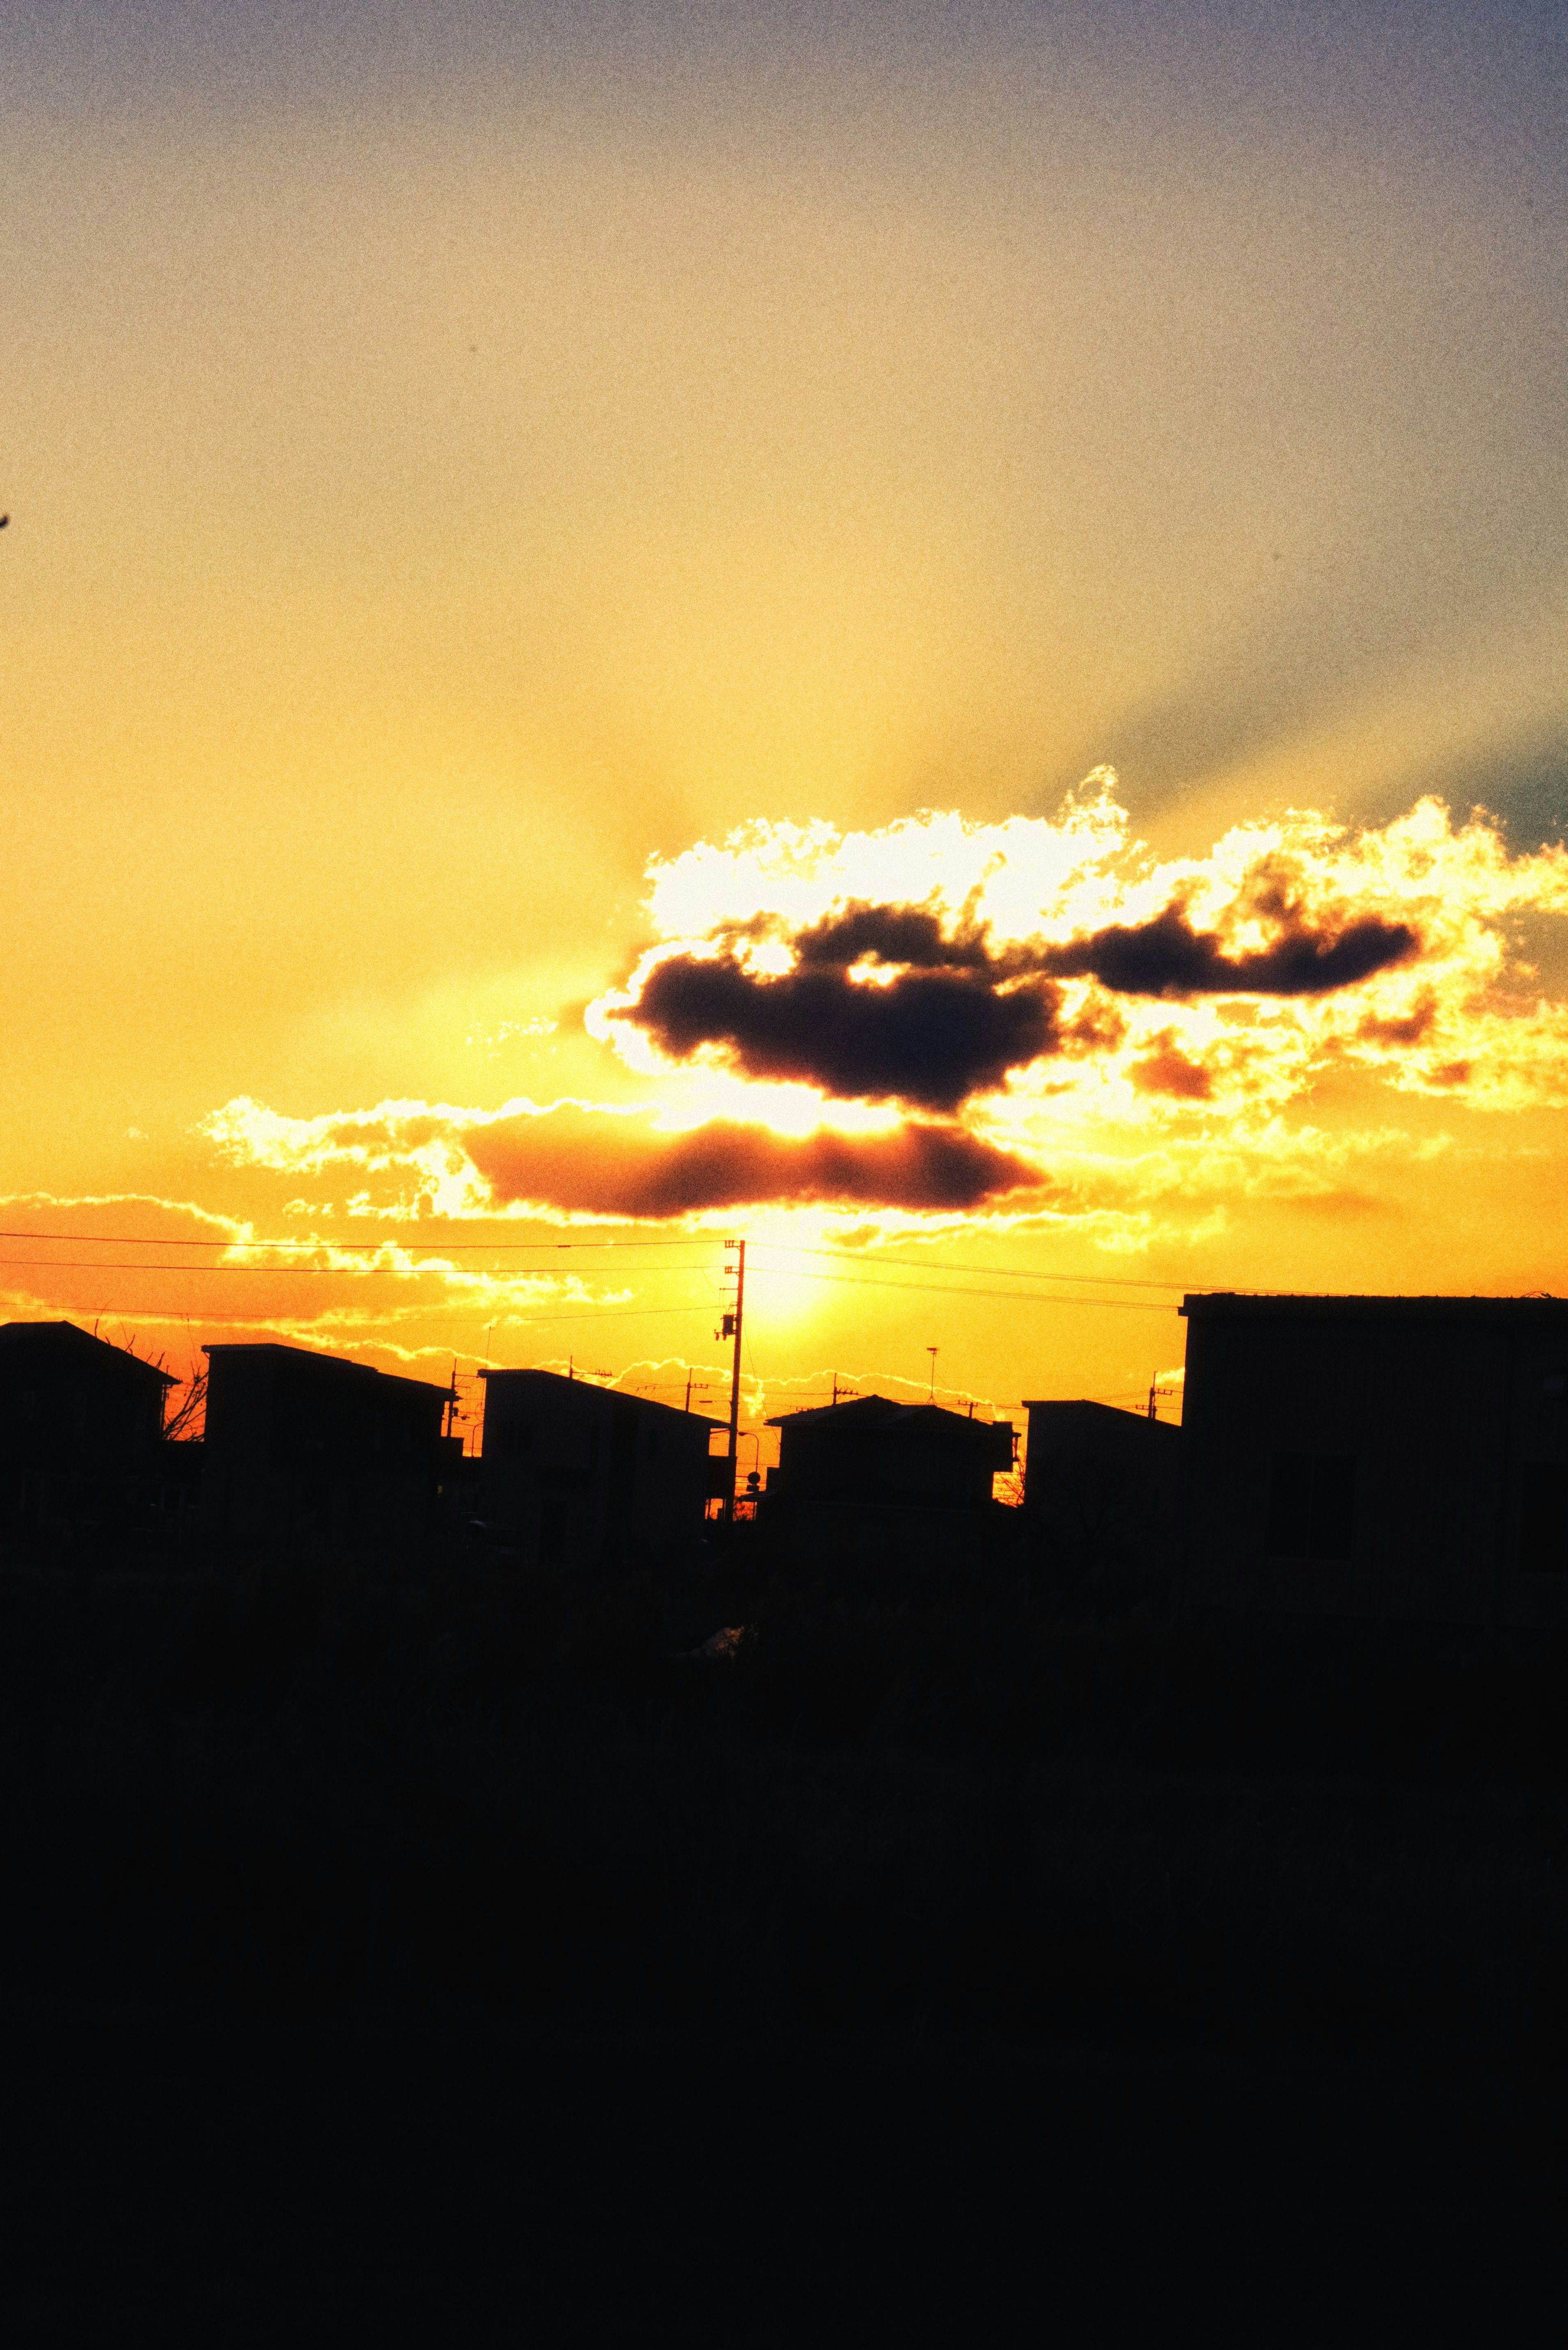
[0,1228,1207,1294]
[0,1256,712,1277]
[0,1229,712,1253]
[744,1265,1174,1312]
[0,1253,1177,1313]
[753,1242,1189,1294]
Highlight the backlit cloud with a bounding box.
[619,951,1063,1114]
[1037,891,1417,999]
[204,781,1568,1235]
[206,1097,1040,1218]
[592,778,1568,1119]
[465,1105,1039,1215]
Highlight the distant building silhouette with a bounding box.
[763,1395,1015,1571]
[1180,1294,1568,1628]
[201,1342,454,1552]
[1021,1398,1183,1591]
[477,1369,724,1572]
[0,1320,175,1539]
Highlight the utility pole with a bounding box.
[718,1237,746,1527]
[926,1345,939,1402]
[1147,1378,1158,1421]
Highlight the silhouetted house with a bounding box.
[1180,1294,1568,1630]
[763,1395,1015,1571]
[477,1370,724,1572]
[201,1342,453,1552]
[0,1320,175,1538]
[1021,1398,1183,1589]
[140,1434,206,1537]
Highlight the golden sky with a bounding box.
[3,4,1566,1440]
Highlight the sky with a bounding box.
[2,1,1566,1449]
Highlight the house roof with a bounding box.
[0,1320,176,1385]
[1022,1398,1181,1434]
[478,1366,728,1428]
[766,1394,1010,1438]
[1180,1293,1568,1326]
[203,1340,450,1399]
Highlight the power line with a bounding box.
[0,1266,712,1324]
[744,1265,1174,1312]
[0,1256,713,1281]
[0,1229,1200,1291]
[0,1259,670,1276]
[755,1243,1188,1294]
[0,1253,1176,1313]
[0,1229,711,1255]
[0,1258,354,1273]
[474,1303,714,1325]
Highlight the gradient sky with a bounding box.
[3,2,1566,1444]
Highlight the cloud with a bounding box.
[207,1095,1042,1217]
[464,1105,1041,1215]
[1357,996,1438,1048]
[205,1097,493,1217]
[792,878,1419,1000]
[0,1189,243,1241]
[605,850,1422,1108]
[202,782,1568,1244]
[792,901,991,970]
[593,781,1568,1116]
[1128,1032,1215,1101]
[620,950,1062,1114]
[1037,896,1418,997]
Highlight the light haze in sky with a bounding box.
[3,2,1565,1427]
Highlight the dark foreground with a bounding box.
[9,2001,1563,2347]
[4,1552,1567,2344]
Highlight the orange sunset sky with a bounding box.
[3,2,1567,1451]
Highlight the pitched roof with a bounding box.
[479,1365,728,1428]
[1023,1397,1180,1425]
[0,1320,177,1384]
[1021,1398,1183,1445]
[766,1394,1007,1438]
[203,1340,449,1399]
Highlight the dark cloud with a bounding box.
[1358,995,1437,1047]
[1039,899,1419,997]
[609,870,1421,1108]
[464,1106,1042,1217]
[620,951,1062,1114]
[1129,1032,1214,1100]
[793,900,991,970]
